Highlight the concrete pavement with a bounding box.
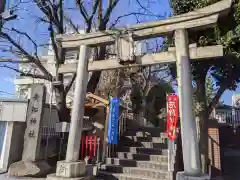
[0,174,45,179]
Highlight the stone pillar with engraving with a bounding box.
[8,84,51,177]
[22,84,46,161]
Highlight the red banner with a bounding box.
[166,94,179,141]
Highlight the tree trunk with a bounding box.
[207,85,226,117]
[55,43,107,123]
[86,21,107,93]
[195,77,208,174]
[55,86,70,122]
[87,45,106,93]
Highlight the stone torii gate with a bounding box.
[47,0,232,179]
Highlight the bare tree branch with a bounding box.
[0,32,53,81]
[207,85,226,116]
[64,14,79,33]
[35,16,51,24]
[34,0,62,32]
[0,64,50,80]
[103,0,120,24]
[0,58,31,63]
[77,0,100,32]
[49,23,60,63]
[98,0,103,26]
[0,46,27,58]
[65,73,76,94]
[11,28,39,58]
[87,0,101,32]
[136,0,158,17]
[59,0,64,33]
[110,12,158,28]
[77,1,90,23]
[90,0,101,21]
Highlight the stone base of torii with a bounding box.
[46,0,232,179]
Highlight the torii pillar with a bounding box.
[175,29,206,179]
[47,0,232,179]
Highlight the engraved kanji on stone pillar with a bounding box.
[22,84,46,161]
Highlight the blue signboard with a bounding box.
[107,98,120,145]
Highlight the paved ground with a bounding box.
[0,174,45,180]
[219,148,240,180]
[0,165,95,179]
[1,152,240,180]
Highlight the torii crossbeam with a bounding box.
[47,0,232,180]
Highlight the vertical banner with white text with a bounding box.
[166,94,179,141]
[108,98,120,145]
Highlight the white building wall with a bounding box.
[232,94,240,108]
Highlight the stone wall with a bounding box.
[1,121,26,172]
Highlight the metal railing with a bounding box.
[167,137,177,180]
[212,108,240,128]
[168,140,176,170]
[103,100,133,160]
[104,110,129,159]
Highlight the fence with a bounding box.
[80,135,101,164]
[212,108,240,128]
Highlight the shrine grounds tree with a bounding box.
[126,66,173,126]
[205,75,216,106]
[169,0,240,173]
[0,0,165,122]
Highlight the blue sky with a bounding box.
[0,0,239,104]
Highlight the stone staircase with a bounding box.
[97,125,172,180]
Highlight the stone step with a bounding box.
[100,165,168,179]
[47,174,92,179]
[126,126,166,132]
[116,152,168,163]
[105,158,168,171]
[120,137,168,148]
[117,146,168,155]
[119,141,168,149]
[123,131,166,137]
[124,120,141,128]
[97,171,164,180]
